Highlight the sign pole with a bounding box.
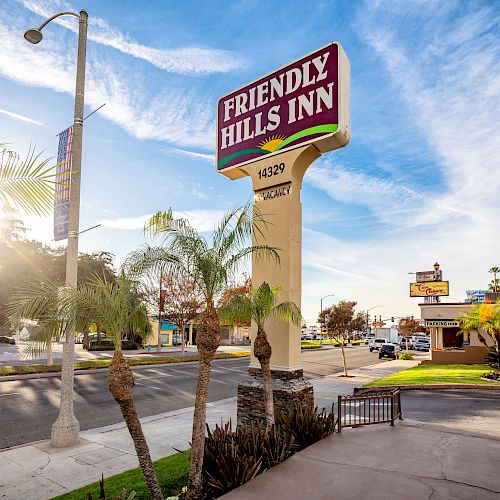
[217,42,350,426]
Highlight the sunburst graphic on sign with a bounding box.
[259,134,286,152]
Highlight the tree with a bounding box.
[218,275,252,328]
[219,281,301,430]
[459,301,500,371]
[489,267,499,293]
[324,300,363,377]
[0,143,59,216]
[8,275,163,499]
[161,275,203,352]
[398,317,425,338]
[125,205,278,500]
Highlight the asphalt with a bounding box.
[0,346,391,448]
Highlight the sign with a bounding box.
[254,182,291,202]
[217,42,350,172]
[465,290,488,303]
[410,281,449,297]
[425,320,460,327]
[54,126,73,241]
[416,270,442,282]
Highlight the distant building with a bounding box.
[419,303,491,365]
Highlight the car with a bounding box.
[379,343,397,359]
[399,337,413,350]
[414,339,430,352]
[75,334,84,344]
[0,336,16,345]
[369,338,386,352]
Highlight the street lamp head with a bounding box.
[24,28,43,44]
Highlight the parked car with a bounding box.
[0,336,16,345]
[369,338,386,352]
[75,334,84,344]
[379,343,397,359]
[399,337,413,350]
[414,338,430,352]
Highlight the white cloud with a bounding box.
[0,107,45,126]
[167,148,215,163]
[19,0,245,74]
[356,1,500,225]
[0,20,215,149]
[99,209,225,233]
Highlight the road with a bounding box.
[0,346,383,448]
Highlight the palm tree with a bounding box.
[1,143,60,215]
[8,275,163,500]
[459,301,500,369]
[125,205,278,500]
[219,281,302,430]
[488,267,499,292]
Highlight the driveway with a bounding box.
[222,420,500,499]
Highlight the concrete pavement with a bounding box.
[0,359,420,499]
[222,420,500,500]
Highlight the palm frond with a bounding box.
[0,143,62,216]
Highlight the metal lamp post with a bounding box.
[320,294,335,343]
[25,9,88,447]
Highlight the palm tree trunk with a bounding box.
[187,301,220,500]
[108,350,162,500]
[47,340,53,366]
[254,327,274,430]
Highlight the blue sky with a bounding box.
[1,0,499,325]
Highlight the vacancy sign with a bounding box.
[216,42,350,172]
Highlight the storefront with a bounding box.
[419,303,490,364]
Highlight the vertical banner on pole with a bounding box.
[54,126,73,241]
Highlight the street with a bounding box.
[0,346,386,448]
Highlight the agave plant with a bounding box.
[125,204,278,499]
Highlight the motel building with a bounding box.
[419,296,497,364]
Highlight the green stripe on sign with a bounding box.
[218,148,268,169]
[276,124,338,151]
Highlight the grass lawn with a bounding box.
[0,351,250,377]
[366,364,495,386]
[54,450,190,500]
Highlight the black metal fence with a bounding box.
[337,389,402,432]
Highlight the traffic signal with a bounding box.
[391,317,394,322]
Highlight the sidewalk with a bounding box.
[0,359,418,499]
[222,420,500,499]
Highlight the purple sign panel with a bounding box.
[217,42,349,171]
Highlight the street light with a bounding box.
[25,9,88,448]
[320,294,335,342]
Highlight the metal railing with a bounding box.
[337,389,402,432]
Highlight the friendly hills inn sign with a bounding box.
[216,42,350,175]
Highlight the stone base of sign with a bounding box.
[237,368,314,428]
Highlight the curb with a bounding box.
[355,383,500,393]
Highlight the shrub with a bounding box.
[398,352,414,360]
[203,421,293,498]
[276,404,336,451]
[87,340,140,351]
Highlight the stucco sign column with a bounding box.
[217,42,350,424]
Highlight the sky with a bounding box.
[1,0,499,326]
